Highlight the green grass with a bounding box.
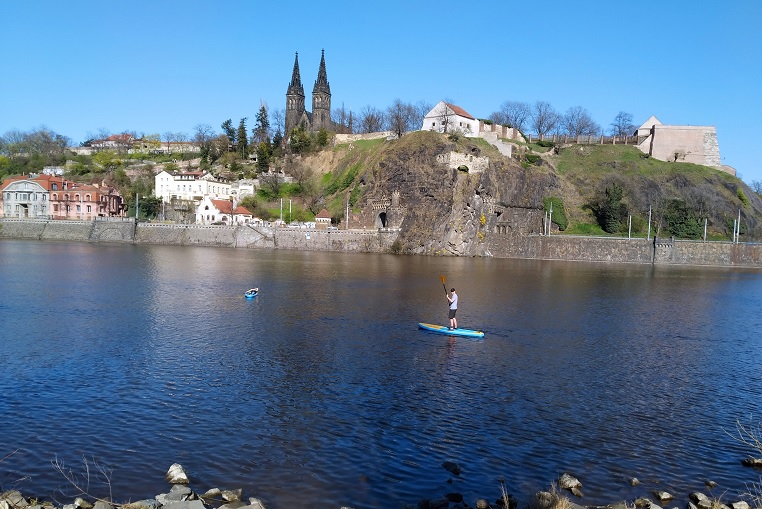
[563,223,607,235]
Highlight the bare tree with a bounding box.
[610,111,636,137]
[386,99,417,138]
[332,102,353,134]
[193,123,215,147]
[751,180,762,195]
[491,100,531,132]
[435,102,455,134]
[270,108,286,138]
[358,105,385,133]
[531,101,560,138]
[414,100,433,128]
[286,155,314,189]
[561,106,600,137]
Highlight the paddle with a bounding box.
[440,274,447,296]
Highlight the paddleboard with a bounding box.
[417,323,484,338]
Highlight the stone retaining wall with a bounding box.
[2,219,761,268]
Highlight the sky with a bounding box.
[2,0,761,183]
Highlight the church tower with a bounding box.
[311,49,332,131]
[285,52,305,137]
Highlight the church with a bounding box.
[285,50,332,137]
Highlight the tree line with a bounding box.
[4,99,761,200]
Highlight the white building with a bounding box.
[196,197,255,225]
[155,170,232,203]
[421,101,478,136]
[1,179,50,218]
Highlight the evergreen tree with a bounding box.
[253,105,270,145]
[237,118,248,159]
[256,142,270,173]
[272,129,283,148]
[221,119,236,152]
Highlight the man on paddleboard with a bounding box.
[447,288,458,330]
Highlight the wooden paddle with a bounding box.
[440,274,447,296]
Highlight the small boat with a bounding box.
[244,289,259,299]
[417,323,484,338]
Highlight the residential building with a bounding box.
[155,170,232,203]
[422,101,479,136]
[0,174,125,219]
[196,197,254,225]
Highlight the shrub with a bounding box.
[663,199,703,239]
[536,140,555,148]
[543,197,568,231]
[525,154,542,165]
[738,188,750,207]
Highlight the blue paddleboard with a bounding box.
[417,323,484,338]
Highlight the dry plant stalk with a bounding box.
[51,455,120,507]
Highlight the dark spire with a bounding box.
[313,49,331,96]
[288,51,304,97]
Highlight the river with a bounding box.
[1,240,761,509]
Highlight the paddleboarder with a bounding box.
[447,288,458,330]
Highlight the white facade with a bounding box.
[154,170,232,203]
[421,101,478,136]
[195,196,255,225]
[2,180,49,218]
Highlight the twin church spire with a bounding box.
[285,50,332,137]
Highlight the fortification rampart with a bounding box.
[2,219,761,268]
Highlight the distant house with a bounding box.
[635,116,728,173]
[422,101,479,136]
[196,197,254,225]
[89,133,134,152]
[315,208,331,229]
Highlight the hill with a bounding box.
[308,131,762,255]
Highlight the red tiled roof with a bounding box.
[211,199,251,216]
[0,174,103,197]
[445,102,475,120]
[315,208,331,219]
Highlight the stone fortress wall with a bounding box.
[2,219,761,268]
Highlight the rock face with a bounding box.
[352,131,555,256]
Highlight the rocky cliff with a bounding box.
[345,131,556,255]
[318,131,762,253]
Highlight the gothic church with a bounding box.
[285,50,332,137]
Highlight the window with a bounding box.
[87,205,91,213]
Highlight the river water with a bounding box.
[1,240,762,509]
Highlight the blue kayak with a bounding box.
[244,290,258,299]
[417,323,484,338]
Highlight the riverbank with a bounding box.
[1,218,761,268]
[1,463,755,509]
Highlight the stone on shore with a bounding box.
[652,490,674,502]
[558,473,581,490]
[165,463,190,484]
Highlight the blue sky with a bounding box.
[2,0,760,183]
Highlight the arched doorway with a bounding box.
[377,211,387,228]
